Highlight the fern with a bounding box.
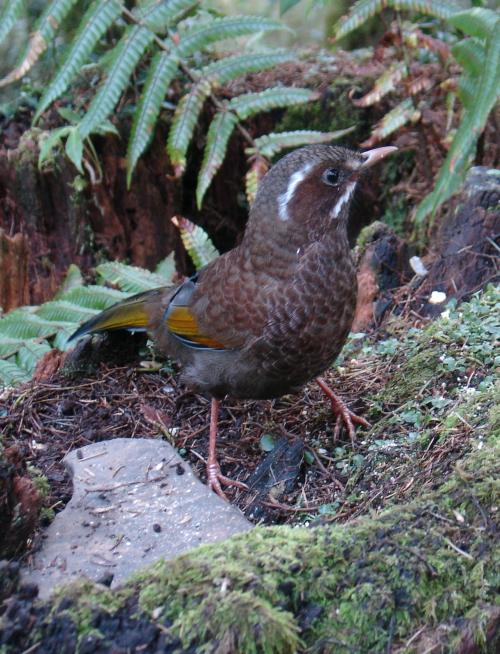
[78,24,155,140]
[0,0,79,88]
[0,0,24,48]
[248,128,355,158]
[2,3,334,208]
[172,216,219,269]
[200,51,294,85]
[127,51,180,185]
[175,15,288,57]
[196,111,238,208]
[334,0,458,41]
[415,17,500,224]
[96,262,169,294]
[228,87,318,120]
[448,7,499,39]
[167,78,213,173]
[34,0,123,122]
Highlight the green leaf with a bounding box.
[363,98,418,146]
[16,340,52,373]
[35,301,99,323]
[78,25,155,140]
[96,262,168,294]
[448,8,499,38]
[38,126,72,169]
[65,127,84,173]
[176,15,288,57]
[0,0,25,47]
[0,313,65,340]
[127,52,179,186]
[0,0,79,87]
[452,38,484,78]
[167,78,212,172]
[260,433,277,452]
[200,51,295,85]
[196,111,238,208]
[334,0,458,41]
[0,360,31,386]
[60,285,127,310]
[415,19,500,225]
[250,128,355,158]
[34,0,122,121]
[228,87,317,120]
[280,0,302,15]
[172,217,219,269]
[155,253,176,281]
[54,264,84,299]
[136,0,196,32]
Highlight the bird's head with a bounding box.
[247,144,397,248]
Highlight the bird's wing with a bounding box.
[164,275,228,350]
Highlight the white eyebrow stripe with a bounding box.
[331,181,356,219]
[277,162,313,221]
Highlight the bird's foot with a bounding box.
[316,377,370,445]
[207,461,248,501]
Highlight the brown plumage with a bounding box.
[70,144,397,497]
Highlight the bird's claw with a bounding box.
[207,462,248,501]
[332,404,371,445]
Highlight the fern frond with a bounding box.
[228,87,318,120]
[196,111,238,208]
[362,98,419,147]
[334,0,458,41]
[448,8,499,39]
[16,340,52,373]
[155,253,176,281]
[456,72,475,110]
[96,262,168,293]
[451,39,484,78]
[200,51,295,85]
[415,19,500,225]
[0,0,24,47]
[127,52,180,186]
[35,301,99,323]
[78,24,155,139]
[0,360,31,386]
[0,0,79,88]
[249,128,355,158]
[176,15,288,57]
[0,313,70,340]
[54,264,84,299]
[34,0,122,122]
[137,0,198,33]
[61,285,127,309]
[167,78,212,173]
[172,216,219,269]
[350,62,408,107]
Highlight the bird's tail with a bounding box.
[69,288,164,342]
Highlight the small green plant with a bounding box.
[0,0,351,207]
[0,217,219,387]
[332,1,500,229]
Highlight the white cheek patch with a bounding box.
[277,163,313,221]
[331,181,356,219]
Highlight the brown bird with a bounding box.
[70,144,397,498]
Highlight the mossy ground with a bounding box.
[2,286,498,653]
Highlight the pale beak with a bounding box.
[361,146,398,168]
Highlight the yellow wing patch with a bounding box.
[166,305,226,349]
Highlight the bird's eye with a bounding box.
[323,168,339,186]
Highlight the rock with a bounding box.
[22,438,252,598]
[413,166,500,317]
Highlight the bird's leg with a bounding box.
[207,397,247,500]
[316,377,370,445]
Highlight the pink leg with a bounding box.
[207,398,247,500]
[316,377,370,445]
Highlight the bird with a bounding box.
[70,144,397,498]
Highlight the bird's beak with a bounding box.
[360,146,398,169]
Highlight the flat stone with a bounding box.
[22,438,252,598]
